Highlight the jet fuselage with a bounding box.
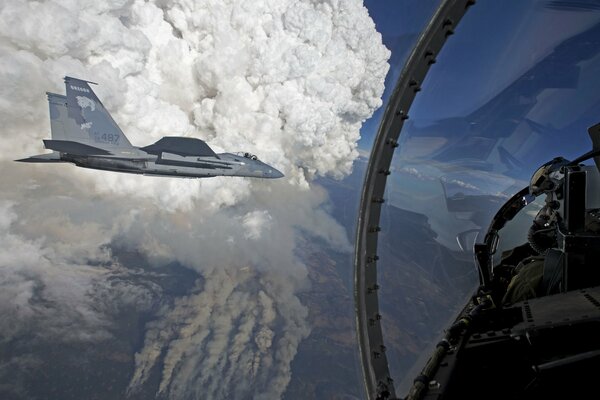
[60,151,283,179]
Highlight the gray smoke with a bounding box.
[0,0,389,398]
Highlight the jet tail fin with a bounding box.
[45,76,134,153]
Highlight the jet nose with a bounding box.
[266,167,284,179]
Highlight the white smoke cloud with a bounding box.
[0,199,162,344]
[0,0,389,398]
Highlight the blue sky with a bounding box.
[360,0,600,161]
[359,0,441,149]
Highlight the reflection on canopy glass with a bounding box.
[361,0,443,146]
[375,1,600,393]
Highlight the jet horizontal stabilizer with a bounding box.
[43,140,112,155]
[16,152,62,163]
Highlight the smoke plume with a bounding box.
[0,0,389,398]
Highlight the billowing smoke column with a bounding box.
[0,0,389,398]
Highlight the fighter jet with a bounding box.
[17,76,284,179]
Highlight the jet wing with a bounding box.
[141,137,218,158]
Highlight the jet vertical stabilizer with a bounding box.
[54,76,134,154]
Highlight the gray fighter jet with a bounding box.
[17,76,284,179]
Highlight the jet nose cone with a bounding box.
[264,166,284,179]
[270,168,284,179]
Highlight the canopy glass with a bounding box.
[373,1,600,394]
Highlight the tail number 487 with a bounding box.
[94,132,120,145]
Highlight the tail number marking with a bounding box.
[70,85,90,93]
[94,132,120,145]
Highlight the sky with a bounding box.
[0,1,390,398]
[359,0,441,149]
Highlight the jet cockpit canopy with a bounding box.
[234,152,259,160]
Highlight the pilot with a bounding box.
[502,208,600,305]
[502,255,545,305]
